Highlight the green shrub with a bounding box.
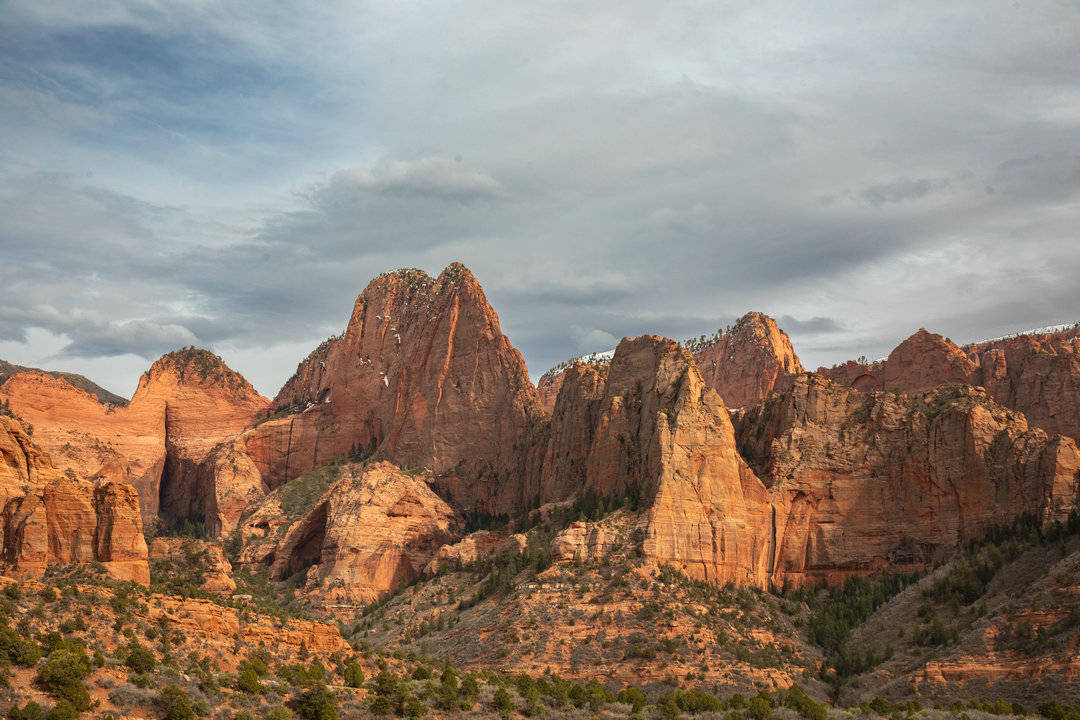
[124,642,156,674]
[35,650,92,710]
[290,683,338,720]
[8,701,47,720]
[45,700,77,720]
[618,688,648,711]
[343,662,364,688]
[237,665,263,693]
[156,685,195,720]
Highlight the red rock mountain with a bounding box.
[241,264,544,516]
[734,376,1079,586]
[0,349,269,529]
[536,337,1079,589]
[691,312,805,408]
[818,326,1080,441]
[0,415,148,584]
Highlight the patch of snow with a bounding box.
[978,322,1079,345]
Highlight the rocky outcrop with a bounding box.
[539,335,1080,589]
[690,312,805,408]
[734,376,1080,586]
[253,461,459,605]
[246,264,544,515]
[540,335,776,586]
[0,416,149,584]
[0,350,269,532]
[550,520,623,562]
[536,370,566,416]
[424,530,527,575]
[149,537,236,594]
[0,358,126,406]
[818,326,1080,442]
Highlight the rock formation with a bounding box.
[0,415,149,584]
[0,350,269,532]
[539,336,1079,589]
[149,537,237,594]
[733,375,1080,586]
[245,264,544,515]
[818,326,1080,442]
[539,335,776,585]
[248,461,459,606]
[690,312,805,408]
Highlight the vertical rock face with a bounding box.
[0,371,165,518]
[263,461,459,605]
[690,312,805,409]
[543,338,1080,590]
[541,335,776,586]
[964,329,1080,442]
[0,416,149,584]
[818,326,1080,442]
[536,370,566,415]
[0,350,269,532]
[140,350,270,531]
[733,376,1080,586]
[249,264,544,515]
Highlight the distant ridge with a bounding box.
[0,357,127,405]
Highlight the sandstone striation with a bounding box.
[245,264,544,515]
[0,350,269,532]
[540,335,776,585]
[690,312,805,408]
[249,461,459,606]
[819,326,1080,441]
[0,415,149,584]
[424,530,527,575]
[734,375,1080,586]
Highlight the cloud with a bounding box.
[0,305,199,358]
[1,0,1079,394]
[321,158,504,202]
[861,178,950,205]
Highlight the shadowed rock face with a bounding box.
[246,264,544,516]
[0,416,148,584]
[0,350,269,532]
[242,461,458,606]
[819,326,1080,442]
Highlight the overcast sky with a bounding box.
[1,1,1079,398]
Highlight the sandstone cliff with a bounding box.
[690,312,805,408]
[245,264,544,515]
[818,326,1080,441]
[244,461,459,607]
[539,335,776,586]
[0,415,149,583]
[733,375,1080,586]
[0,349,269,532]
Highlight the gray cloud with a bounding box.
[0,0,1078,395]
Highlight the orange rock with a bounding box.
[0,416,149,584]
[691,312,805,408]
[0,350,269,533]
[149,537,237,594]
[247,264,544,515]
[734,376,1080,586]
[254,461,459,606]
[819,326,1080,442]
[424,530,527,575]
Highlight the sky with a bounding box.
[1,1,1079,399]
